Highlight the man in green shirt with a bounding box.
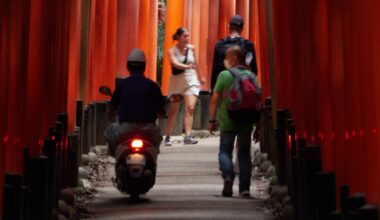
[209,46,260,197]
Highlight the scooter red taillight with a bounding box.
[131,139,143,151]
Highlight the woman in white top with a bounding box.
[164,27,206,145]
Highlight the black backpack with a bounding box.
[211,37,257,90]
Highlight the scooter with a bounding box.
[99,86,158,199]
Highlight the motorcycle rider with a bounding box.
[104,48,165,158]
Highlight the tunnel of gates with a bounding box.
[2,0,380,218]
[0,0,267,217]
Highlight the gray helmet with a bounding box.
[127,48,146,63]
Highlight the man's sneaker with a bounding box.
[222,180,233,197]
[239,190,251,198]
[184,136,198,145]
[164,136,172,146]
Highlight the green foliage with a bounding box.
[156,13,165,84]
[156,0,166,85]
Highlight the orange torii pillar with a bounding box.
[249,0,263,87]
[26,0,45,156]
[67,0,82,131]
[197,0,210,91]
[85,0,96,103]
[236,0,249,38]
[116,0,140,78]
[6,0,29,173]
[93,0,111,101]
[207,0,220,88]
[182,0,190,27]
[0,1,10,216]
[138,0,158,81]
[106,0,117,88]
[180,0,208,90]
[161,0,185,95]
[86,0,116,103]
[182,0,207,90]
[218,0,236,39]
[0,0,11,215]
[369,0,380,204]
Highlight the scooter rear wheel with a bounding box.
[130,193,140,201]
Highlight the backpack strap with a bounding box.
[238,37,246,49]
[183,47,189,64]
[228,67,244,103]
[229,66,248,77]
[228,67,241,78]
[174,46,189,64]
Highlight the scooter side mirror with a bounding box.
[99,86,112,97]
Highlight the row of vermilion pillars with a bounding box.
[269,0,380,206]
[0,0,72,215]
[86,0,116,103]
[0,0,159,215]
[84,0,158,111]
[0,0,269,216]
[115,0,158,80]
[161,0,267,94]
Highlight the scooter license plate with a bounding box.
[126,153,146,166]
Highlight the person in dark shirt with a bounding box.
[110,68,164,123]
[211,15,258,90]
[105,48,165,156]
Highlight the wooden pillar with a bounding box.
[368,0,380,204]
[236,0,249,38]
[340,0,364,194]
[198,0,210,90]
[249,0,262,86]
[50,0,69,119]
[358,0,378,203]
[327,0,347,197]
[161,0,185,95]
[106,0,117,88]
[67,0,82,131]
[93,0,109,101]
[6,0,29,172]
[116,0,140,77]
[179,0,208,90]
[263,0,277,126]
[207,0,219,87]
[26,0,48,156]
[89,0,116,102]
[79,0,91,101]
[138,0,158,81]
[190,0,200,66]
[218,0,236,39]
[85,0,96,103]
[313,0,334,172]
[183,0,192,30]
[138,0,150,71]
[148,0,158,81]
[0,0,11,215]
[26,0,70,142]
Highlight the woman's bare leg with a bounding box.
[183,95,198,137]
[165,101,181,136]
